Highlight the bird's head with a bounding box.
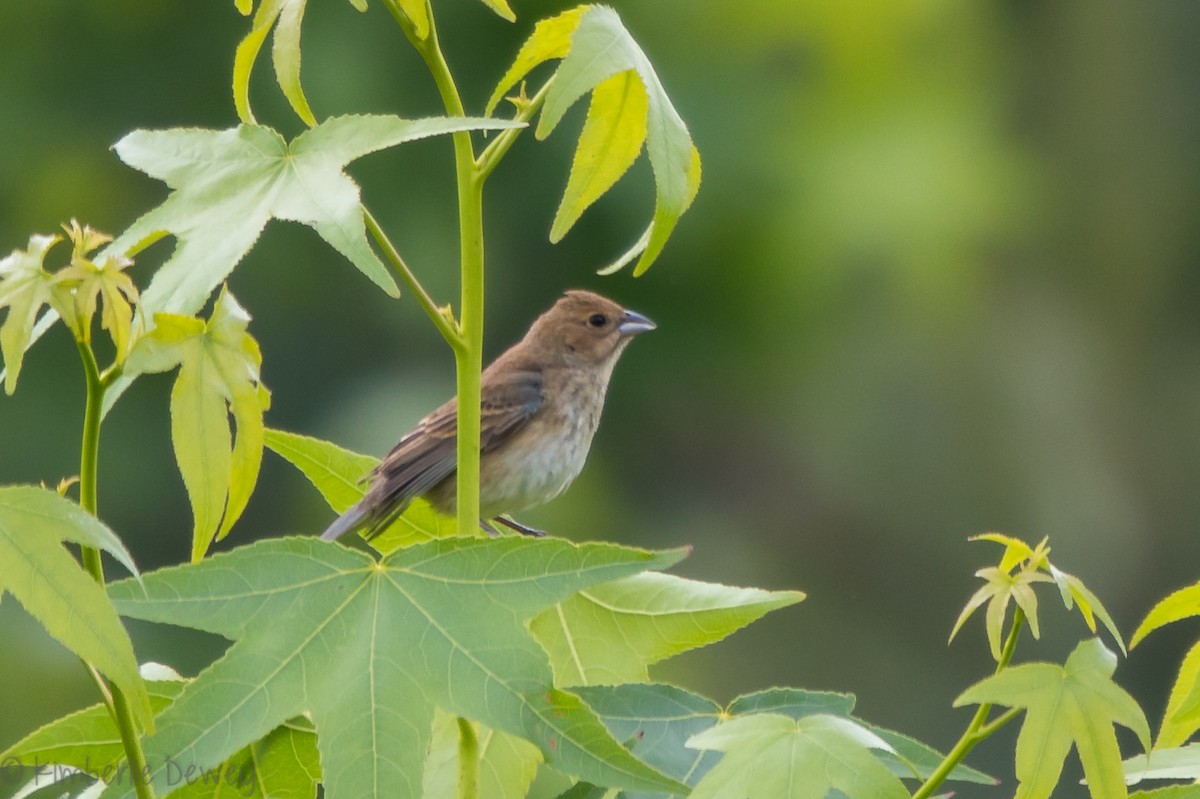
[529,289,656,369]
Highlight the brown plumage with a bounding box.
[320,290,655,541]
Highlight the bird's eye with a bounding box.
[587,313,608,328]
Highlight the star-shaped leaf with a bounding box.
[107,115,521,322]
[0,233,61,393]
[956,638,1151,799]
[685,712,909,799]
[0,486,151,729]
[104,536,690,799]
[125,288,270,561]
[558,684,993,798]
[530,571,804,686]
[488,5,700,276]
[263,427,457,548]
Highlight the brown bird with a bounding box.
[320,290,656,541]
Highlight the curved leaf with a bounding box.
[1132,581,1200,649]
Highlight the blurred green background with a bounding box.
[3,1,1199,795]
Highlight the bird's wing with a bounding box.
[360,369,544,535]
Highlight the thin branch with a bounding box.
[362,205,464,353]
[475,81,552,183]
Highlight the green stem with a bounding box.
[392,0,483,539]
[362,205,464,353]
[912,609,1026,799]
[75,340,156,799]
[456,717,480,799]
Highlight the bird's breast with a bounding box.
[477,384,603,518]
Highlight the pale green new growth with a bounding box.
[0,487,152,729]
[1131,581,1200,648]
[951,533,1125,659]
[125,288,270,561]
[0,233,60,393]
[956,638,1151,799]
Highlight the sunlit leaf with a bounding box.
[685,713,908,799]
[0,233,61,393]
[108,115,521,323]
[0,487,151,730]
[1157,640,1200,748]
[950,565,1051,660]
[124,288,269,561]
[489,5,699,274]
[550,69,648,244]
[530,571,803,686]
[263,427,458,549]
[105,536,690,799]
[1123,744,1200,786]
[1131,581,1200,649]
[53,252,139,363]
[956,638,1151,799]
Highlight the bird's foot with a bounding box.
[493,516,547,537]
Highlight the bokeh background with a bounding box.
[3,1,1199,795]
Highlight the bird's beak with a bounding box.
[618,309,657,336]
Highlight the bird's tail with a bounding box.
[320,501,369,542]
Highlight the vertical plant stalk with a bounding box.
[912,609,1026,799]
[388,0,484,540]
[75,341,156,799]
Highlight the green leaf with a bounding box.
[549,69,648,244]
[489,5,699,275]
[1130,788,1200,799]
[53,253,139,363]
[234,0,369,126]
[530,572,803,686]
[105,536,691,799]
[1049,564,1127,655]
[125,288,269,561]
[108,115,521,320]
[0,486,151,729]
[0,233,61,393]
[422,710,542,799]
[685,713,909,799]
[477,0,515,23]
[956,638,1151,799]
[568,683,991,798]
[1,676,320,799]
[263,427,457,548]
[1157,639,1200,748]
[1132,581,1200,649]
[574,683,723,799]
[1123,744,1200,786]
[950,565,1051,660]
